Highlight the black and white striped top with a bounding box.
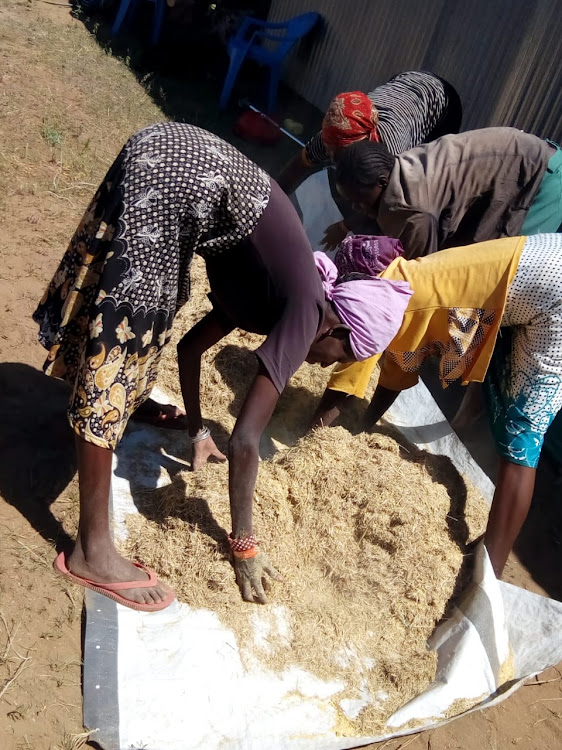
[304,71,449,163]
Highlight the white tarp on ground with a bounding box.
[83,387,562,750]
[83,172,562,749]
[291,168,343,252]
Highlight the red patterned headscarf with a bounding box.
[322,92,380,151]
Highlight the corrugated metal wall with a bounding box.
[268,0,562,141]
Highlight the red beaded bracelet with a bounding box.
[228,533,257,552]
[232,547,259,560]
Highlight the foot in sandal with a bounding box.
[54,546,175,613]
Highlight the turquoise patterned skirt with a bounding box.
[484,234,562,468]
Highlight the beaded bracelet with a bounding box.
[228,533,257,552]
[190,426,211,444]
[232,547,259,560]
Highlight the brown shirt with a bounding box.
[376,127,551,258]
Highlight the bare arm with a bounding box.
[484,459,536,577]
[228,368,282,604]
[177,310,233,468]
[362,385,401,430]
[311,357,382,431]
[228,365,280,535]
[311,384,402,433]
[276,149,314,194]
[310,388,350,429]
[177,310,232,434]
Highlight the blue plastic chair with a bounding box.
[111,0,166,46]
[219,12,319,113]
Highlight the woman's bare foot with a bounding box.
[67,541,171,606]
[131,398,188,430]
[70,438,173,609]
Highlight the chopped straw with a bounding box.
[121,256,490,735]
[157,257,375,448]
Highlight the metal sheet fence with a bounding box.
[268,0,562,140]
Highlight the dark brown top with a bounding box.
[376,127,551,258]
[206,180,325,393]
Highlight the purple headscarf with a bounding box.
[314,252,413,361]
[335,235,405,278]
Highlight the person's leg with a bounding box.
[67,437,171,604]
[450,381,485,430]
[484,460,536,577]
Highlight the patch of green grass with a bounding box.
[41,123,64,148]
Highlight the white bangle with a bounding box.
[191,426,211,443]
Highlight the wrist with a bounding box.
[338,220,348,232]
[301,148,313,168]
[313,405,340,428]
[232,547,259,560]
[190,425,210,442]
[229,533,259,560]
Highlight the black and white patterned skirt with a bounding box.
[33,122,271,449]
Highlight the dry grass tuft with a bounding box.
[0,0,164,230]
[56,729,97,750]
[156,257,372,450]
[0,610,32,701]
[138,216,491,736]
[123,427,488,734]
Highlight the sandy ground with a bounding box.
[0,2,560,749]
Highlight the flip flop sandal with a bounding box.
[53,552,176,612]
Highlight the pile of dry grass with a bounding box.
[123,426,488,734]
[143,248,490,734]
[157,256,372,450]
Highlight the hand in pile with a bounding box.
[234,551,282,604]
[191,435,227,471]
